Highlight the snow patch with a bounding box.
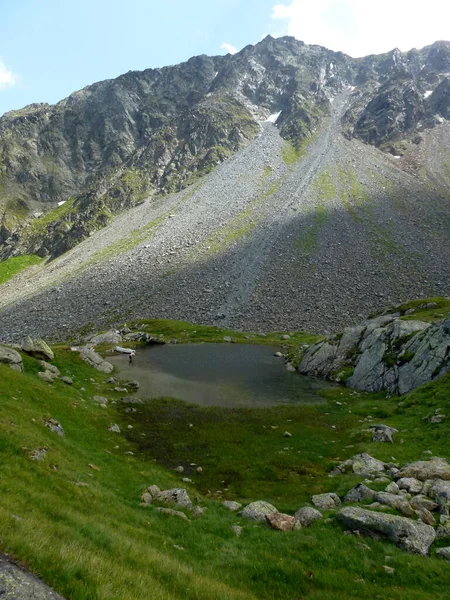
[213,72,219,80]
[424,90,433,99]
[57,201,67,207]
[266,111,282,124]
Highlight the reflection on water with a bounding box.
[108,343,331,408]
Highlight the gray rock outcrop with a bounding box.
[336,507,436,555]
[0,345,23,371]
[21,337,54,361]
[299,314,449,394]
[395,457,450,482]
[79,347,113,374]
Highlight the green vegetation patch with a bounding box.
[0,254,44,284]
[0,337,450,599]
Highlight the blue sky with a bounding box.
[1,0,449,116]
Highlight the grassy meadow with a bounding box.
[0,319,449,599]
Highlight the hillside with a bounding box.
[0,37,450,339]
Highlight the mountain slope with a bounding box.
[0,87,449,341]
[0,37,449,339]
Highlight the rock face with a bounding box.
[0,553,65,599]
[0,345,23,371]
[299,314,449,394]
[336,507,436,555]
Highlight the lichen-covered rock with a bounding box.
[0,553,65,599]
[0,345,23,371]
[396,458,450,482]
[428,480,450,514]
[293,506,323,527]
[241,501,278,522]
[436,547,450,560]
[21,337,54,361]
[371,424,398,443]
[336,506,436,555]
[312,493,341,510]
[351,453,387,477]
[43,418,64,437]
[410,495,439,512]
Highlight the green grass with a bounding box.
[0,327,450,599]
[0,254,44,284]
[281,138,309,166]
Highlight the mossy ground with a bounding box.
[0,322,449,599]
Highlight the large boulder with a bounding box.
[344,484,375,503]
[293,506,323,527]
[241,501,278,522]
[395,458,450,482]
[80,347,113,374]
[0,345,23,371]
[336,507,436,555]
[156,488,193,510]
[311,493,341,510]
[351,453,387,477]
[428,480,450,513]
[21,336,54,361]
[266,512,300,531]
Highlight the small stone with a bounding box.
[156,507,189,521]
[383,565,395,575]
[436,547,450,560]
[174,466,184,473]
[190,506,205,517]
[266,512,299,531]
[222,501,242,512]
[60,376,73,385]
[108,424,121,433]
[231,525,243,537]
[274,352,283,357]
[284,431,292,438]
[196,466,203,473]
[43,417,64,437]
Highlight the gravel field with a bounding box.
[0,89,449,342]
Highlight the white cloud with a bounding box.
[221,42,238,55]
[272,0,450,57]
[0,58,18,90]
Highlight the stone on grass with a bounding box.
[60,376,73,385]
[21,337,54,361]
[0,346,23,371]
[43,418,64,437]
[266,512,300,531]
[351,453,386,477]
[344,484,375,503]
[222,501,242,512]
[293,506,323,527]
[241,501,278,522]
[436,547,450,560]
[88,330,122,346]
[39,361,60,376]
[395,457,450,481]
[371,424,398,443]
[312,493,341,510]
[231,525,243,537]
[336,507,436,555]
[157,488,193,510]
[108,424,121,433]
[38,370,56,383]
[156,507,189,521]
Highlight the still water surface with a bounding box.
[108,343,331,408]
